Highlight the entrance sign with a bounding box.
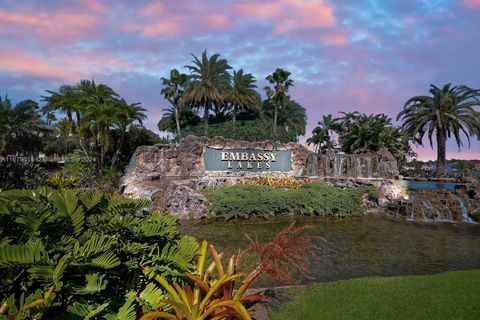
[204,147,292,172]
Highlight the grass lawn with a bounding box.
[270,270,480,320]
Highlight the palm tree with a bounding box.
[82,81,118,171]
[397,84,480,175]
[263,68,294,138]
[307,114,336,153]
[183,50,231,134]
[264,98,306,138]
[228,69,260,123]
[161,69,188,139]
[42,85,82,135]
[110,99,147,167]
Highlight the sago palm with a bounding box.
[184,50,231,134]
[397,84,480,175]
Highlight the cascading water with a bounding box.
[307,154,318,176]
[450,194,476,223]
[392,189,477,224]
[354,158,362,177]
[366,157,372,178]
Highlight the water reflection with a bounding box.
[179,214,480,286]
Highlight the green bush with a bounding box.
[0,161,47,189]
[182,119,298,143]
[0,188,198,319]
[203,183,377,219]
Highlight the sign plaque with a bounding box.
[204,147,292,172]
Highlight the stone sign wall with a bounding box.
[120,135,398,218]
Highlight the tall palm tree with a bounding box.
[307,114,336,153]
[82,81,118,171]
[263,68,294,138]
[228,69,260,123]
[42,85,82,134]
[161,69,188,139]
[183,50,231,134]
[110,99,147,167]
[397,84,480,175]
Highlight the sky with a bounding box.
[1,0,479,160]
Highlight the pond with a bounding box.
[179,214,480,287]
[397,180,463,190]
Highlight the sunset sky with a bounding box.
[1,0,479,160]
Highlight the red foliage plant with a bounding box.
[241,222,325,284]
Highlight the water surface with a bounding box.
[179,214,480,286]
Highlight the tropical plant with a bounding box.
[161,69,189,139]
[0,161,47,189]
[110,98,147,168]
[0,188,199,319]
[139,223,320,319]
[307,114,338,152]
[203,183,377,219]
[263,68,294,138]
[397,84,480,175]
[263,98,307,140]
[184,50,232,133]
[182,120,298,143]
[240,175,311,189]
[228,69,260,124]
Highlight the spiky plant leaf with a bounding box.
[78,191,104,211]
[67,301,110,319]
[103,292,136,320]
[133,212,177,238]
[90,252,120,269]
[72,273,108,295]
[138,283,165,312]
[0,240,46,268]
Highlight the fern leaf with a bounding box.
[79,191,104,211]
[90,252,120,269]
[0,240,46,268]
[138,283,165,312]
[72,273,108,295]
[68,301,110,319]
[103,292,136,320]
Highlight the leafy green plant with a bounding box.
[203,183,378,219]
[240,175,311,189]
[138,223,320,320]
[182,120,297,143]
[0,188,199,319]
[0,161,47,190]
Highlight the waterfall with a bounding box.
[366,158,372,178]
[450,194,476,224]
[354,158,361,178]
[307,154,318,176]
[323,155,330,177]
[334,155,344,177]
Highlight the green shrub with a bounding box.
[0,161,47,189]
[182,120,298,143]
[0,188,198,319]
[203,183,377,219]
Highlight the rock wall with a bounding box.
[120,135,400,218]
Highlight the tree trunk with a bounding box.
[203,101,209,136]
[232,104,237,123]
[174,105,181,141]
[273,104,278,140]
[67,110,74,134]
[110,129,125,169]
[436,129,447,176]
[99,126,105,173]
[75,111,84,147]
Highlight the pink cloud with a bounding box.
[206,14,231,28]
[0,50,80,80]
[0,8,97,41]
[124,20,182,37]
[141,2,166,16]
[463,0,480,8]
[234,0,336,32]
[77,0,107,13]
[0,49,138,81]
